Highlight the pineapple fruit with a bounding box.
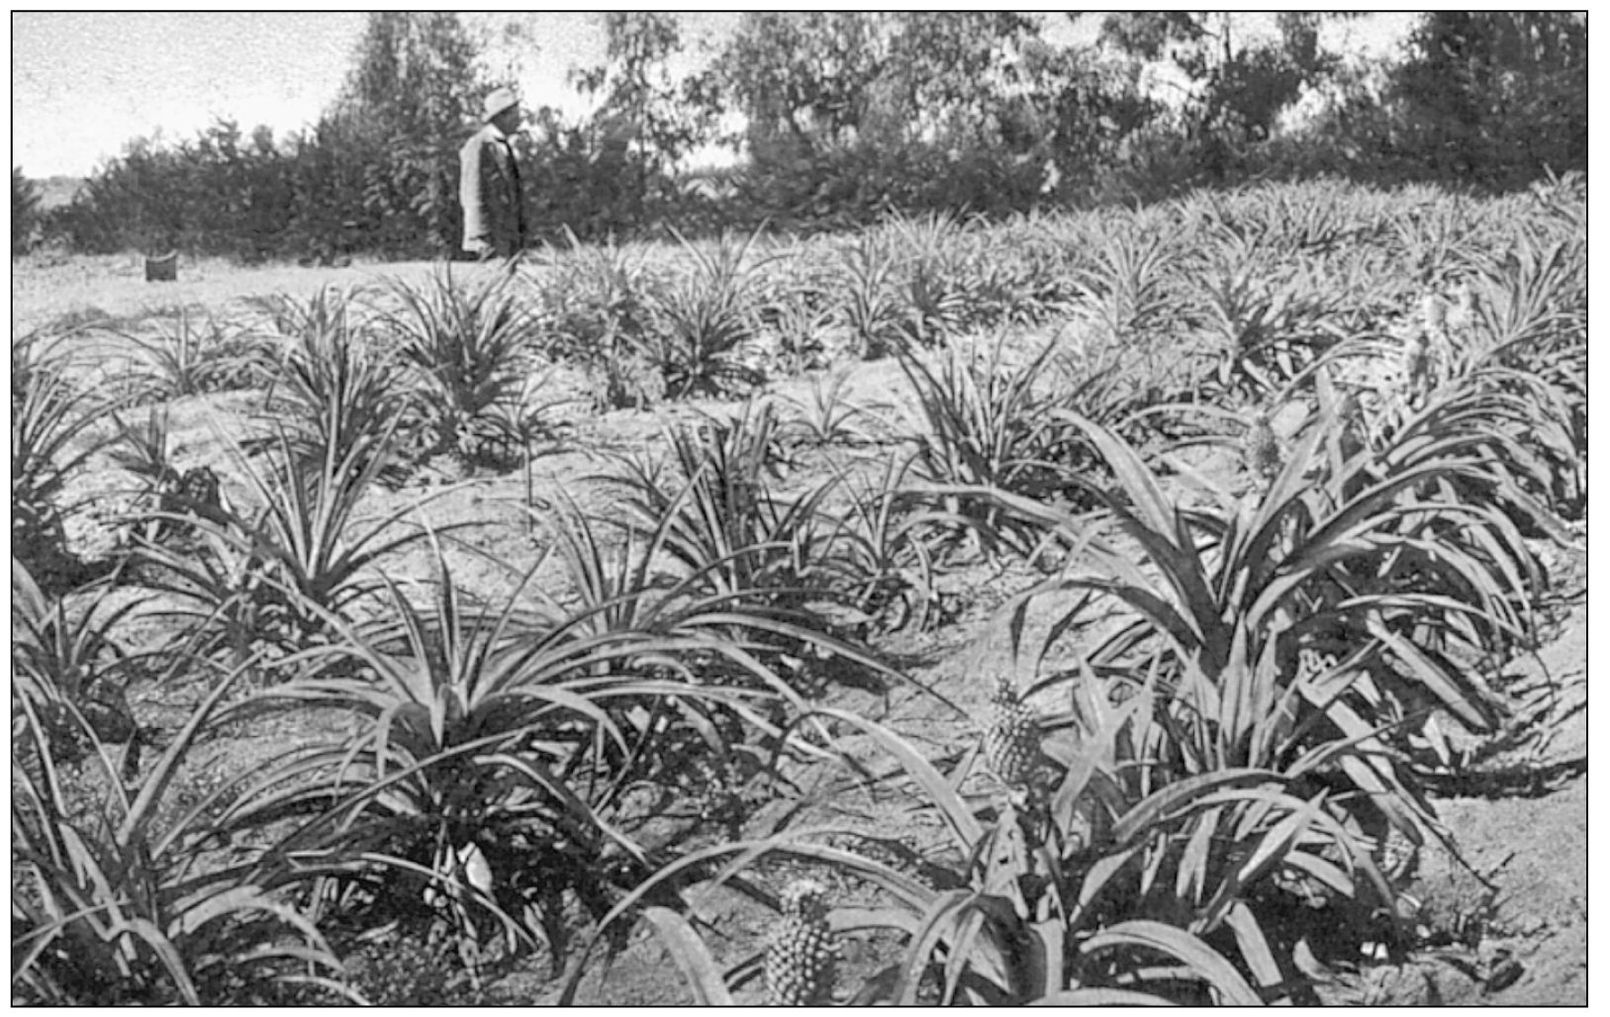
[1447,278,1478,338]
[1419,291,1448,340]
[1401,329,1432,402]
[764,879,837,1006]
[1334,387,1369,459]
[1241,409,1282,486]
[983,677,1039,789]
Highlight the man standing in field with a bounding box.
[459,87,528,260]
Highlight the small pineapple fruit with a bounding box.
[983,677,1039,789]
[1335,388,1367,454]
[1419,292,1448,340]
[764,879,836,1006]
[1401,329,1431,398]
[1446,277,1477,336]
[1242,409,1282,485]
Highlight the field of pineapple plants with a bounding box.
[11,175,1588,1005]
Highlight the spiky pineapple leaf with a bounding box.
[1081,920,1262,1006]
[640,906,736,1005]
[1029,988,1177,1005]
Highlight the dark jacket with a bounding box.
[459,123,527,257]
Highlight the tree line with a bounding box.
[12,12,1588,260]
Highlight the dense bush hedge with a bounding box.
[13,166,42,255]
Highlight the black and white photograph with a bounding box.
[10,11,1588,1006]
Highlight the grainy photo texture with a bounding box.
[11,11,1586,1005]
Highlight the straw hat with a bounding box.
[483,88,520,122]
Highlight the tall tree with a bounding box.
[710,13,1037,153]
[332,12,490,251]
[710,12,890,160]
[13,167,41,255]
[1003,36,1159,199]
[703,12,1052,218]
[865,12,1038,141]
[1389,12,1586,185]
[1093,12,1342,177]
[571,12,715,221]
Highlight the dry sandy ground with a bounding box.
[12,251,451,334]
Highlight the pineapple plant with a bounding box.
[764,878,837,1006]
[982,677,1039,789]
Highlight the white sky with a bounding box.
[9,12,1418,179]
